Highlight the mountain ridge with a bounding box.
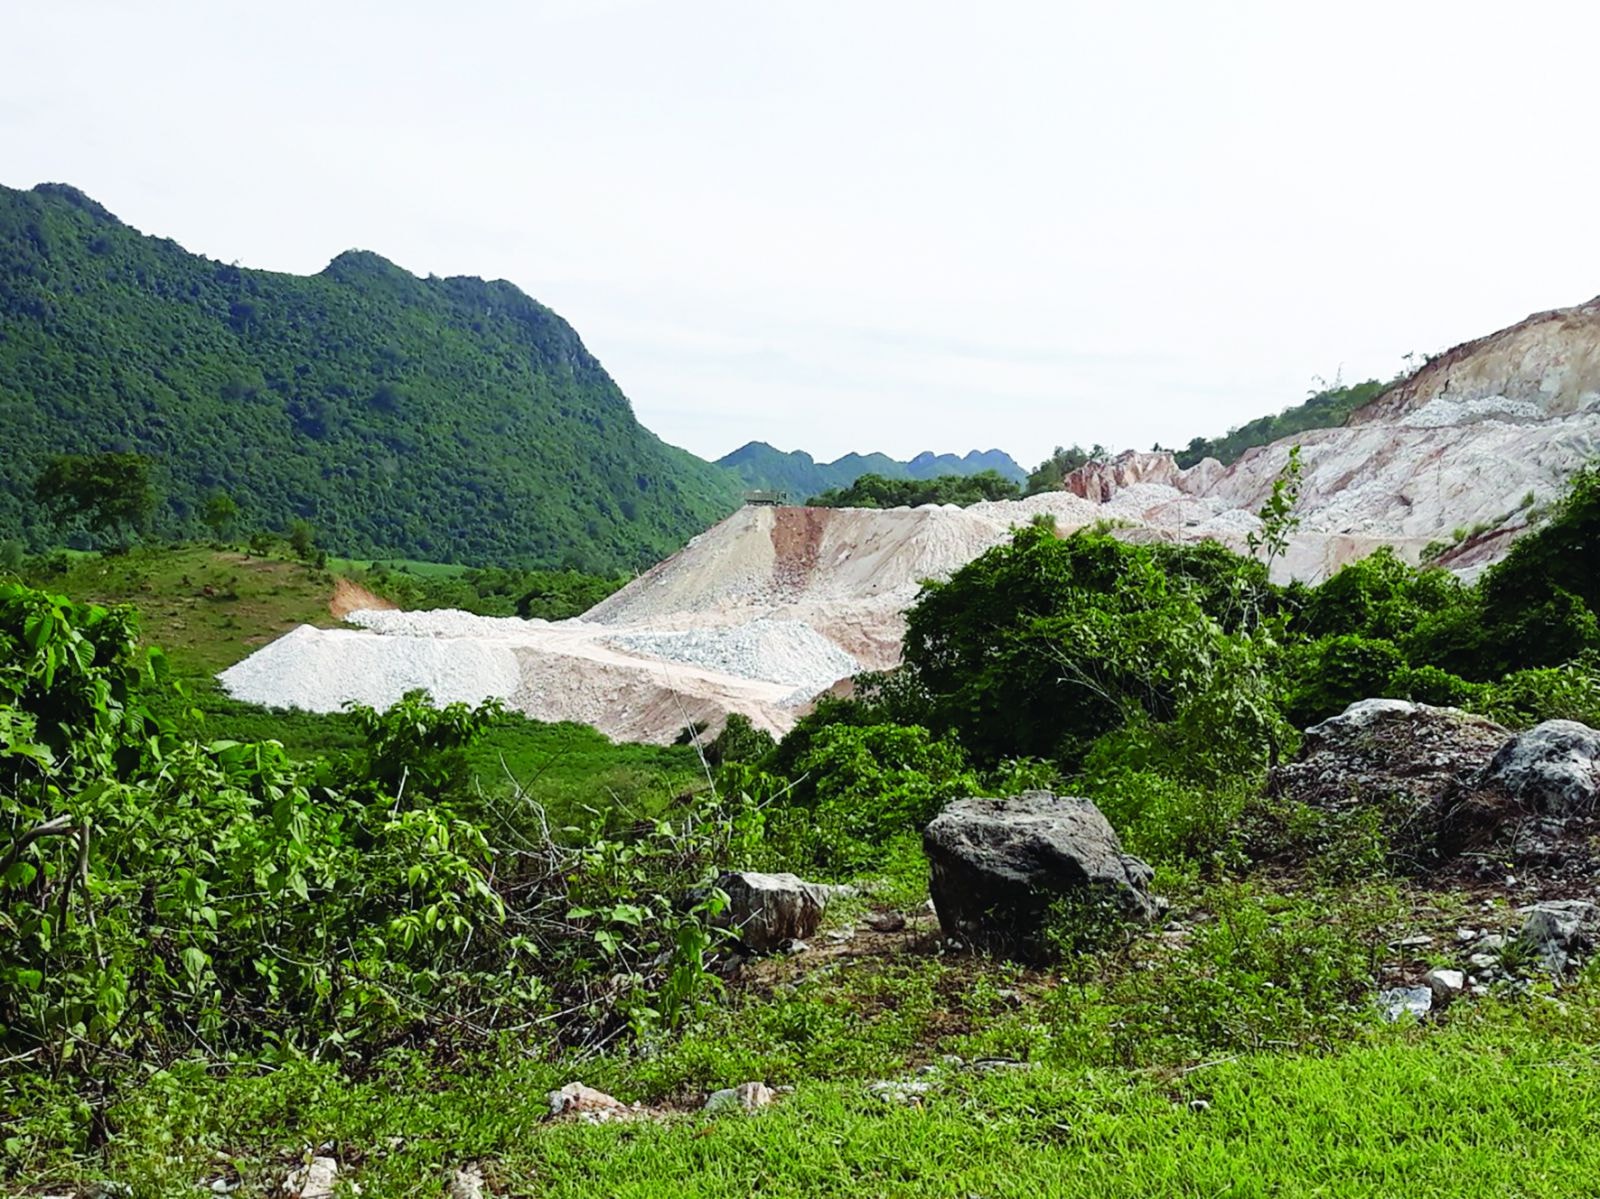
[718,441,1025,498]
[0,182,741,569]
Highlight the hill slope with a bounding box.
[717,441,1025,497]
[0,182,740,569]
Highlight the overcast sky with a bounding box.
[7,1,1600,468]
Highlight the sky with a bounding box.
[6,0,1600,469]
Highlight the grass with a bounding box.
[12,983,1600,1198]
[23,543,346,680]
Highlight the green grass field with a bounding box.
[13,969,1599,1198]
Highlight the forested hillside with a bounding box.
[0,182,740,569]
[719,441,1025,498]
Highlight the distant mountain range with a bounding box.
[0,182,740,570]
[717,442,1026,499]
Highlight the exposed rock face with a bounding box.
[1476,721,1600,817]
[711,871,830,952]
[1268,699,1509,855]
[923,792,1156,960]
[1062,451,1187,502]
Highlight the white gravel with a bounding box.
[217,624,523,712]
[604,619,859,695]
[1403,395,1545,428]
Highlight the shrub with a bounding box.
[775,723,978,873]
[902,526,1283,768]
[1285,634,1405,728]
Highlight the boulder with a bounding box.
[923,792,1156,960]
[1440,720,1600,856]
[1268,699,1508,858]
[1477,721,1600,817]
[709,871,830,952]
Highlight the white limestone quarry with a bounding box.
[219,295,1600,743]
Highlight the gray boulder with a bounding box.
[709,871,830,952]
[1477,721,1600,817]
[923,791,1155,960]
[1517,899,1599,971]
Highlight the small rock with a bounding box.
[1456,928,1478,942]
[446,1164,485,1199]
[1471,983,1491,997]
[784,938,810,954]
[1188,1099,1212,1113]
[1473,934,1509,952]
[547,1082,626,1118]
[1425,968,1467,1003]
[1391,934,1433,949]
[707,871,831,953]
[281,1157,340,1199]
[1467,952,1498,971]
[972,1058,1037,1073]
[1378,985,1433,1022]
[868,1079,934,1105]
[703,1081,774,1114]
[866,911,908,933]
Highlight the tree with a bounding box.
[33,452,155,543]
[201,492,238,540]
[1246,446,1303,573]
[287,518,316,560]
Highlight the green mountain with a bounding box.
[718,442,1025,498]
[0,182,740,569]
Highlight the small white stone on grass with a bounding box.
[703,1081,775,1114]
[1378,986,1432,1022]
[281,1156,342,1199]
[1425,968,1467,1003]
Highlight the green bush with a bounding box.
[902,526,1284,767]
[775,723,978,873]
[1285,634,1405,728]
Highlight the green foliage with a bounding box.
[1246,444,1303,570]
[1285,634,1407,728]
[901,525,1286,769]
[355,559,626,620]
[704,712,775,767]
[0,581,747,1108]
[31,451,155,544]
[773,723,978,872]
[1025,443,1102,494]
[807,469,1021,509]
[0,182,739,568]
[1297,546,1468,641]
[199,491,237,539]
[1174,378,1387,468]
